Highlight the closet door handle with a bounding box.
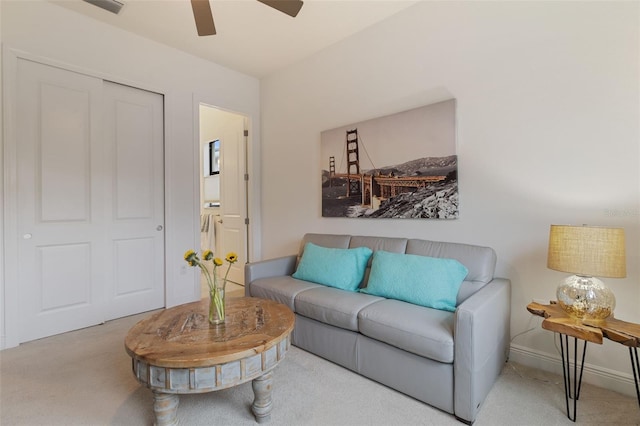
[156,225,163,231]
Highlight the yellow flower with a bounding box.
[184,249,196,261]
[202,250,213,261]
[183,249,225,323]
[182,249,239,324]
[184,250,201,268]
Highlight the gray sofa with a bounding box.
[244,233,511,424]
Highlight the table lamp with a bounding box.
[547,224,626,321]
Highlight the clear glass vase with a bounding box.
[208,274,226,325]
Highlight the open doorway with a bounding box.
[199,104,249,298]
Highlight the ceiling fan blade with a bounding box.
[191,0,216,36]
[257,0,303,18]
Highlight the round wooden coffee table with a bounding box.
[125,297,295,425]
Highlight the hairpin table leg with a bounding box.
[630,347,640,409]
[559,333,587,422]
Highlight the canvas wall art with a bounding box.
[321,99,458,219]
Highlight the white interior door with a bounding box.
[219,113,248,284]
[103,81,165,320]
[15,59,165,342]
[16,59,106,342]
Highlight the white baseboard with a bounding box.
[509,343,638,398]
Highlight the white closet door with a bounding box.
[103,81,165,320]
[15,59,165,342]
[16,59,106,342]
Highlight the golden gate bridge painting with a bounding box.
[321,99,459,219]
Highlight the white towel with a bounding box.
[200,214,210,232]
[201,214,217,253]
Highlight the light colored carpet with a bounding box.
[1,303,639,426]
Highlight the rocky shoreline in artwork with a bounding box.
[346,179,458,219]
[322,155,459,219]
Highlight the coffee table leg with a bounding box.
[252,371,274,423]
[152,391,179,426]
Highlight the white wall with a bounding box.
[260,2,639,394]
[0,0,260,347]
[0,0,4,351]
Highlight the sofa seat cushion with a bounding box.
[358,299,455,363]
[295,286,384,331]
[249,276,322,311]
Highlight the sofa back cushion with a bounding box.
[349,235,408,255]
[292,242,373,291]
[361,250,468,312]
[299,234,351,258]
[299,233,497,306]
[349,236,408,287]
[406,239,497,304]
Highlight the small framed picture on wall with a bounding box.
[208,140,220,175]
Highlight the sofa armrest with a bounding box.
[244,255,298,297]
[454,278,511,424]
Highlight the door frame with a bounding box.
[199,105,249,284]
[1,48,169,349]
[192,95,261,273]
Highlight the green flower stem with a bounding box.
[211,270,225,321]
[184,251,236,324]
[195,260,225,323]
[210,287,225,321]
[200,265,214,293]
[223,265,232,286]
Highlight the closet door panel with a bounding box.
[103,81,165,320]
[16,59,106,342]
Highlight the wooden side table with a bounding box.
[527,302,640,422]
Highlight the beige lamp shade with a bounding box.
[547,225,626,278]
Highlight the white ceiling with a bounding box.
[51,0,418,78]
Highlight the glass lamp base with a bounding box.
[556,275,615,321]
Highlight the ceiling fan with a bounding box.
[191,0,304,36]
[82,0,303,36]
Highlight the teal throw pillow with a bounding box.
[292,242,373,291]
[360,250,468,312]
